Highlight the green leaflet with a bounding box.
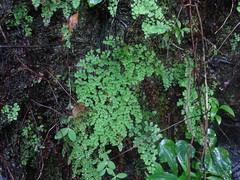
[55,128,68,139]
[72,0,80,8]
[54,128,76,142]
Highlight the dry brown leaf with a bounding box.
[67,12,79,29]
[62,12,79,40]
[72,102,86,119]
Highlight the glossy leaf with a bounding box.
[178,172,196,180]
[54,128,68,139]
[68,128,76,141]
[176,140,195,164]
[209,97,219,108]
[159,139,178,175]
[219,105,235,117]
[215,115,222,125]
[207,129,217,148]
[207,176,223,180]
[148,172,178,180]
[210,107,218,118]
[87,0,103,7]
[205,147,232,179]
[176,140,195,173]
[153,162,164,173]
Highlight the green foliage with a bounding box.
[131,0,172,38]
[148,135,232,180]
[237,2,240,12]
[31,0,74,25]
[97,160,127,179]
[132,121,162,173]
[72,0,81,9]
[173,19,190,45]
[230,33,240,51]
[163,57,212,142]
[209,97,235,125]
[107,0,119,17]
[69,36,165,178]
[21,118,44,165]
[54,127,77,142]
[6,3,33,36]
[0,103,20,129]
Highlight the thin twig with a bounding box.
[31,100,66,117]
[0,25,8,43]
[187,1,196,179]
[0,155,15,180]
[214,0,234,34]
[217,21,240,52]
[169,40,186,51]
[37,120,60,180]
[186,55,195,180]
[44,69,77,103]
[0,45,41,48]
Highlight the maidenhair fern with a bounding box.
[70,36,165,178]
[131,0,172,37]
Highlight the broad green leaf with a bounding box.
[97,161,108,171]
[178,173,187,180]
[176,140,195,164]
[87,0,103,7]
[192,161,204,178]
[116,173,127,179]
[176,141,195,173]
[210,107,218,118]
[176,19,181,28]
[148,172,178,180]
[153,162,164,173]
[178,172,196,180]
[54,128,68,139]
[182,28,190,33]
[159,139,178,175]
[219,105,235,117]
[107,161,116,169]
[207,176,223,180]
[215,115,222,125]
[68,128,76,141]
[209,97,219,108]
[205,147,232,179]
[207,129,217,148]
